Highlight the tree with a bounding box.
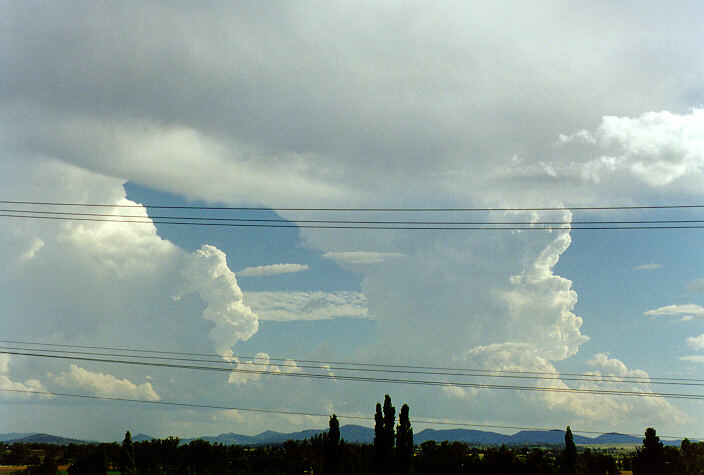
[396,403,413,474]
[374,394,396,474]
[119,431,137,475]
[560,425,577,475]
[633,427,665,475]
[325,414,341,474]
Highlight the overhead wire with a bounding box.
[4,340,703,385]
[4,348,704,401]
[2,207,704,227]
[2,200,704,212]
[2,211,704,230]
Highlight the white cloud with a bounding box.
[227,353,301,386]
[0,376,45,396]
[680,355,704,364]
[237,263,309,277]
[19,238,44,262]
[644,304,704,319]
[323,252,404,265]
[578,108,704,187]
[686,334,704,350]
[55,365,160,401]
[243,291,369,321]
[0,354,10,373]
[633,263,662,271]
[557,129,596,145]
[463,345,686,426]
[179,245,259,360]
[0,355,45,399]
[685,279,704,294]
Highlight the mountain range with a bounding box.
[1,426,685,446]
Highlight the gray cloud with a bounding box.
[686,279,704,294]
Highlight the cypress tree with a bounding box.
[561,426,577,475]
[396,403,413,474]
[325,414,341,474]
[119,431,137,475]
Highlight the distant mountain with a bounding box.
[340,425,374,443]
[132,433,156,443]
[415,428,509,445]
[3,428,687,447]
[7,433,90,445]
[0,433,33,442]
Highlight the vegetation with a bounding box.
[2,402,703,474]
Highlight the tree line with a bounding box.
[3,395,704,474]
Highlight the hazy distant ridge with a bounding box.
[2,427,684,446]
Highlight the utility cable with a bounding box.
[2,208,703,227]
[5,340,702,385]
[2,345,703,388]
[2,213,704,230]
[2,200,704,212]
[4,350,704,400]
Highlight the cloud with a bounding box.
[3,2,704,438]
[55,365,160,401]
[237,263,309,277]
[557,129,596,145]
[0,354,9,374]
[644,304,704,319]
[179,245,259,360]
[19,238,44,262]
[227,353,301,386]
[577,108,704,187]
[243,291,369,321]
[633,263,662,271]
[0,355,45,398]
[680,355,704,364]
[0,376,45,397]
[323,252,404,265]
[686,334,704,350]
[462,345,686,426]
[685,279,704,294]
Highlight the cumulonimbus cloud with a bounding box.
[179,245,259,359]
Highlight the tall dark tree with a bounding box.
[560,425,577,475]
[396,403,413,474]
[374,402,384,472]
[633,427,665,475]
[119,431,137,475]
[374,395,396,474]
[325,413,341,474]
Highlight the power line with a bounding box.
[2,345,703,388]
[5,350,704,400]
[2,200,704,212]
[5,340,702,385]
[1,387,697,441]
[3,208,704,227]
[2,213,704,231]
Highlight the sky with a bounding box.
[1,1,704,442]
